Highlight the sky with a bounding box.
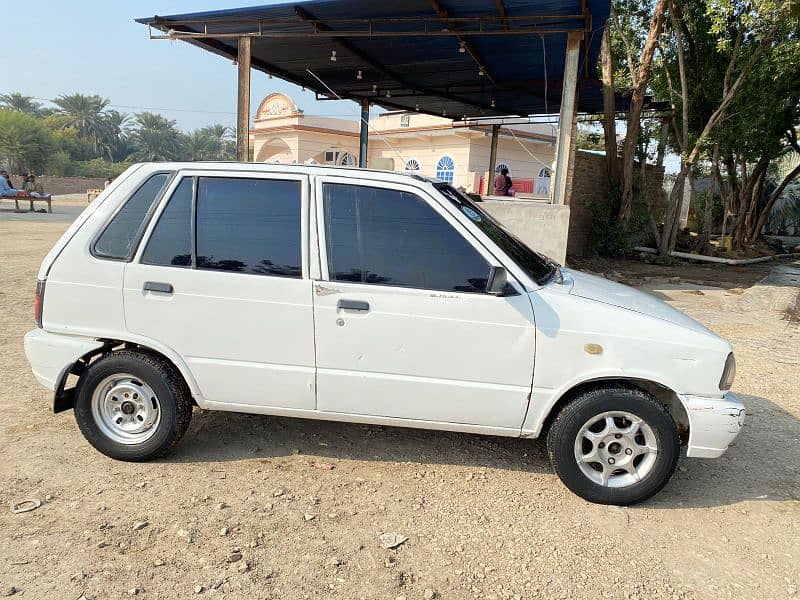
[0,0,365,131]
[0,0,680,173]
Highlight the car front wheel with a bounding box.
[547,386,680,505]
[74,350,193,461]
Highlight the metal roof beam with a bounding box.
[428,0,497,83]
[293,4,517,116]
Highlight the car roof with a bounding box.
[133,161,445,186]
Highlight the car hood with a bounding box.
[562,269,716,336]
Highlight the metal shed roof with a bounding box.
[137,0,617,120]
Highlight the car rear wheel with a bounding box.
[546,386,680,505]
[74,351,193,461]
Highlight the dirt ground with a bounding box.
[0,215,798,600]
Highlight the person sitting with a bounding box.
[27,174,51,199]
[0,170,19,197]
[493,167,515,197]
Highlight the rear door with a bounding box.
[124,170,316,410]
[312,177,536,430]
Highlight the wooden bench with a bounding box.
[5,193,53,213]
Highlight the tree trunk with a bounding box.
[617,0,667,222]
[750,160,800,242]
[660,163,690,256]
[656,117,670,167]
[707,143,723,235]
[601,24,619,187]
[730,154,770,245]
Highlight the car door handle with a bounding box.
[337,299,369,312]
[143,281,174,294]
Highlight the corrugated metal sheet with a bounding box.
[137,0,619,118]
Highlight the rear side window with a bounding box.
[323,183,490,293]
[141,178,193,267]
[94,173,170,259]
[196,178,302,277]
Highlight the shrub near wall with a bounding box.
[567,151,665,257]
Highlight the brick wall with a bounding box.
[566,151,665,256]
[9,175,106,195]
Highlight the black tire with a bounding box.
[546,386,679,505]
[74,350,193,461]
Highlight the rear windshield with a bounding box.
[435,184,556,285]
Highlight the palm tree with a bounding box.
[197,124,235,160]
[0,92,43,116]
[104,110,133,162]
[128,112,184,162]
[183,129,213,161]
[52,93,113,158]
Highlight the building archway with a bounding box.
[535,167,551,196]
[255,137,293,163]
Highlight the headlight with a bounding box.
[719,353,736,390]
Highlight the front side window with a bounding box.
[141,178,193,267]
[323,183,490,293]
[196,177,302,277]
[436,183,556,284]
[94,173,170,259]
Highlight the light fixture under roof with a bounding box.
[415,103,420,111]
[357,70,363,80]
[372,83,378,93]
[442,108,447,117]
[459,41,466,53]
[491,99,496,108]
[330,50,337,62]
[478,66,485,77]
[385,90,391,98]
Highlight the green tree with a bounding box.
[0,109,55,173]
[198,124,235,160]
[638,0,800,252]
[0,92,43,117]
[52,93,113,159]
[128,112,184,161]
[104,110,136,162]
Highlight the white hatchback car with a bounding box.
[25,162,744,505]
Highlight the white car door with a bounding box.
[312,177,536,431]
[123,170,316,410]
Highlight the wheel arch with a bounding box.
[54,337,200,413]
[534,377,689,443]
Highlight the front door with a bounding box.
[313,177,536,430]
[124,171,316,410]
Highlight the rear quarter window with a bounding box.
[93,173,171,260]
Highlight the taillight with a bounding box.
[34,279,46,328]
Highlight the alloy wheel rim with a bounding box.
[573,411,658,488]
[90,373,161,445]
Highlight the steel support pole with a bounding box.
[487,124,500,195]
[359,98,369,168]
[236,36,252,162]
[551,31,582,204]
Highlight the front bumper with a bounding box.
[681,392,745,458]
[24,329,103,391]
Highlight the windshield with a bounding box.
[435,184,557,285]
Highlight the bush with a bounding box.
[0,109,55,173]
[46,157,131,179]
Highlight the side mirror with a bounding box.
[486,266,508,296]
